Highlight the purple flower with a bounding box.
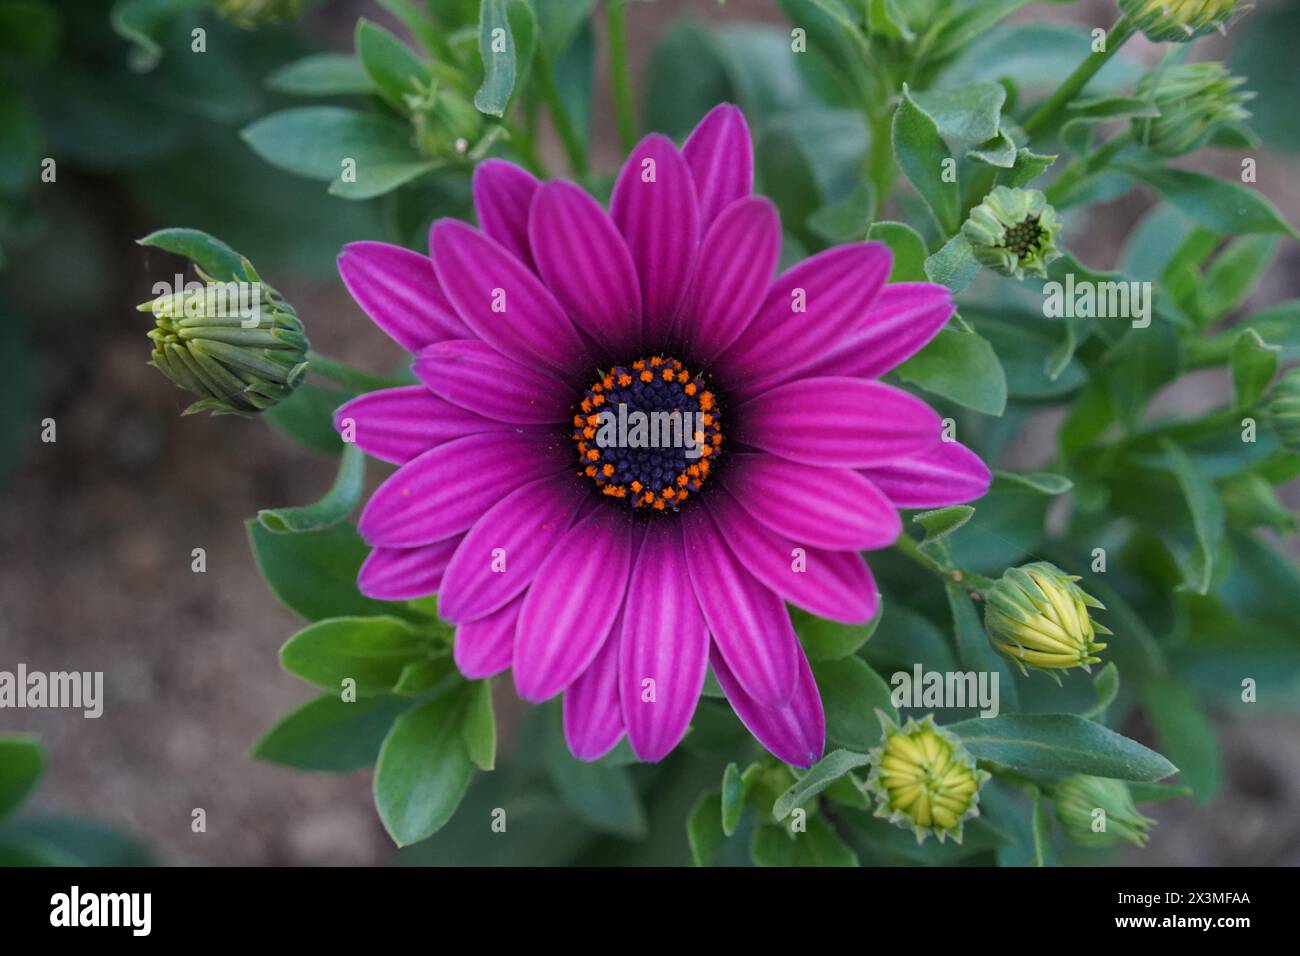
[334,105,991,768]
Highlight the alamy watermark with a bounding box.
[594,402,708,459]
[0,664,103,718]
[890,665,999,717]
[1043,273,1153,328]
[150,273,263,328]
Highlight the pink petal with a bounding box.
[513,508,637,702]
[610,133,700,341]
[806,282,955,380]
[681,507,799,707]
[719,452,901,550]
[706,490,879,624]
[711,644,825,769]
[619,521,709,762]
[859,440,992,509]
[455,595,521,679]
[473,159,539,270]
[563,610,626,761]
[437,474,587,624]
[337,241,468,352]
[356,536,462,600]
[358,432,566,548]
[412,339,571,425]
[529,180,641,358]
[734,377,941,468]
[673,196,780,362]
[716,244,892,400]
[682,103,754,229]
[429,219,593,377]
[333,386,515,466]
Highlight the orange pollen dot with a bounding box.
[639,370,653,383]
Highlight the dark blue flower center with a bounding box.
[572,356,722,511]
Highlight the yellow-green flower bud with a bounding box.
[1118,0,1247,43]
[214,0,303,30]
[408,81,483,161]
[1267,368,1300,454]
[1132,63,1253,157]
[865,712,990,844]
[141,259,309,416]
[1054,775,1155,848]
[962,186,1062,280]
[985,562,1110,673]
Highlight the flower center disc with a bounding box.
[1005,216,1044,258]
[571,356,722,511]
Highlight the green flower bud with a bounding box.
[1267,368,1300,454]
[865,712,990,844]
[214,0,303,30]
[1132,63,1253,157]
[1054,775,1155,848]
[140,259,309,416]
[1119,0,1247,42]
[408,81,483,161]
[962,186,1062,280]
[985,562,1110,673]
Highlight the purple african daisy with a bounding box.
[333,105,991,768]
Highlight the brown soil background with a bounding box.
[2,0,1298,865]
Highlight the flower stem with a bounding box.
[1044,131,1132,205]
[305,351,406,393]
[605,0,636,153]
[893,532,996,594]
[536,48,588,177]
[1022,15,1136,139]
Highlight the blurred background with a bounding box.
[1,0,1297,865]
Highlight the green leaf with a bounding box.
[1128,781,1194,804]
[546,753,647,839]
[393,655,458,696]
[897,326,1007,416]
[532,0,595,60]
[281,615,428,696]
[771,749,872,821]
[137,227,247,283]
[0,736,43,821]
[1030,788,1051,867]
[264,383,351,456]
[356,18,429,111]
[242,107,429,200]
[893,84,961,234]
[750,823,797,866]
[644,21,735,138]
[908,82,1006,158]
[474,0,537,118]
[1142,679,1221,803]
[796,815,859,866]
[721,762,747,837]
[462,679,497,771]
[757,125,822,246]
[1197,236,1278,324]
[247,520,392,622]
[110,0,198,72]
[924,234,980,294]
[790,605,879,660]
[998,147,1057,188]
[251,693,415,772]
[811,657,897,750]
[868,220,928,281]
[258,442,365,533]
[808,181,875,245]
[913,505,975,543]
[992,470,1073,495]
[265,53,374,96]
[374,691,476,846]
[1081,662,1120,720]
[947,714,1178,781]
[687,790,725,866]
[1229,329,1280,411]
[945,583,1019,713]
[1120,164,1298,238]
[1162,440,1226,595]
